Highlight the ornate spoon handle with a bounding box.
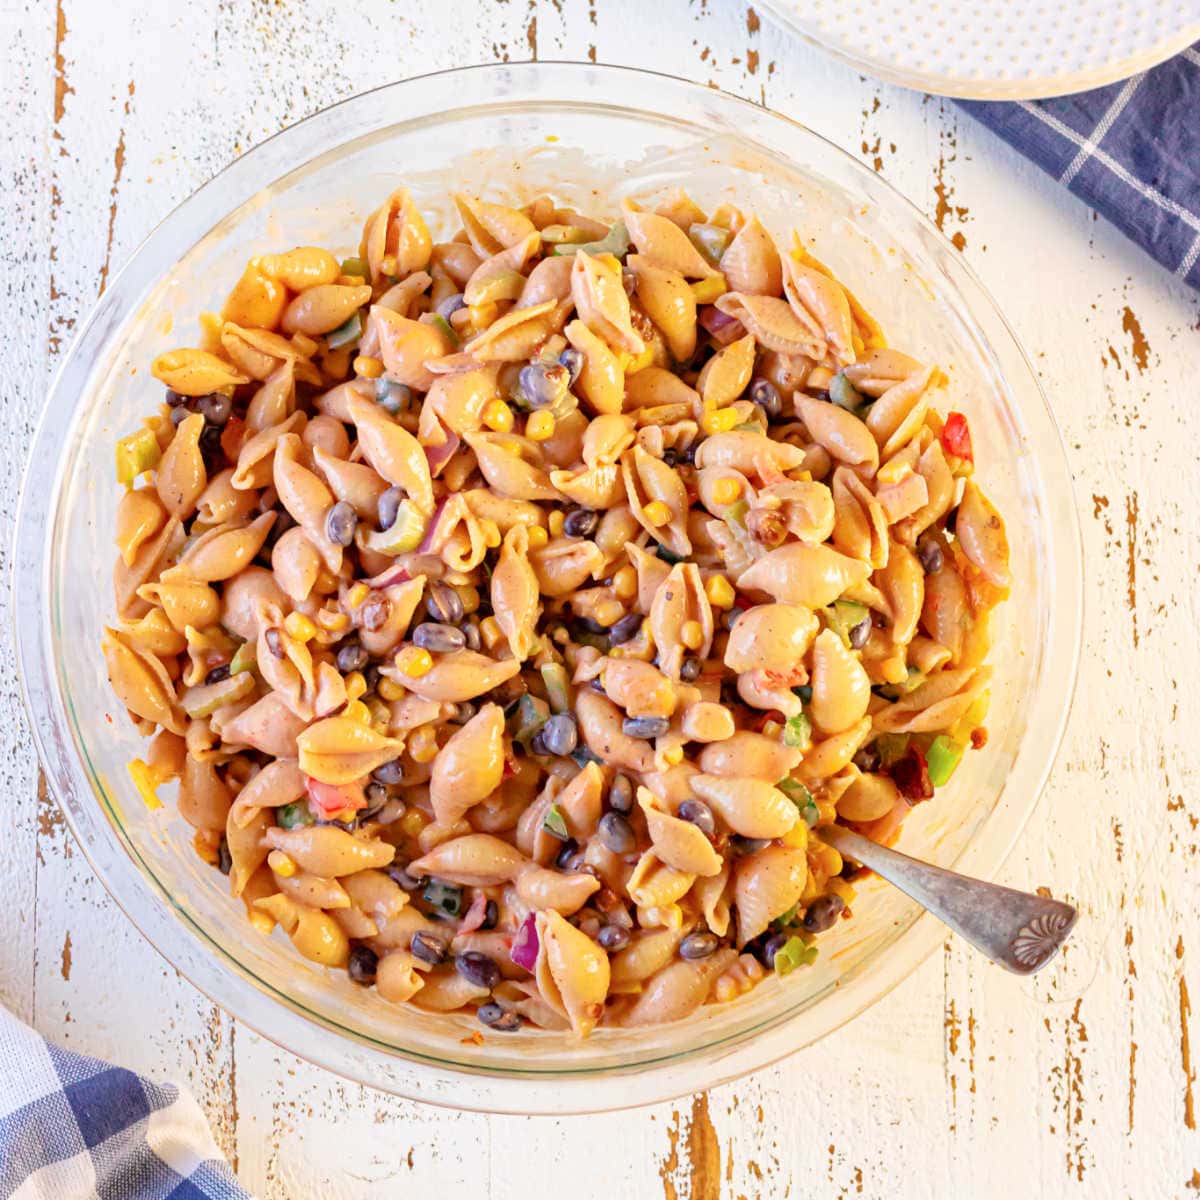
[820,825,1078,975]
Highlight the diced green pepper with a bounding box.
[688,223,732,265]
[771,901,801,929]
[875,733,910,767]
[773,935,819,976]
[540,663,571,714]
[552,220,630,259]
[422,879,463,916]
[277,801,315,830]
[542,804,569,840]
[360,500,427,556]
[339,256,367,277]
[180,672,255,719]
[427,313,460,348]
[327,311,362,349]
[511,693,550,746]
[825,600,869,647]
[828,371,863,411]
[778,778,819,826]
[229,641,257,676]
[727,499,749,527]
[783,712,812,749]
[116,427,162,485]
[926,734,965,787]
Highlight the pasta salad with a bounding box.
[105,186,1009,1038]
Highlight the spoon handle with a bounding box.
[820,825,1078,975]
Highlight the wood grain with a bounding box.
[4,1,1200,1196]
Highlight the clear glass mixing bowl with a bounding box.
[13,62,1081,1114]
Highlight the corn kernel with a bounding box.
[701,407,740,435]
[680,620,704,650]
[249,911,276,936]
[268,850,297,878]
[353,354,384,379]
[457,584,481,614]
[711,477,742,505]
[377,677,405,702]
[612,565,638,600]
[316,608,350,632]
[290,331,319,358]
[345,699,372,723]
[594,598,626,627]
[482,399,514,433]
[469,302,499,329]
[366,698,391,729]
[128,759,163,811]
[548,510,566,537]
[781,821,810,850]
[399,808,427,838]
[348,582,369,607]
[380,254,398,276]
[343,671,367,701]
[480,518,502,549]
[705,573,736,608]
[394,646,434,677]
[479,615,504,651]
[284,612,316,642]
[409,725,440,763]
[527,524,549,548]
[624,344,654,375]
[660,744,685,767]
[762,719,783,739]
[526,410,556,441]
[642,500,672,527]
[714,977,737,1004]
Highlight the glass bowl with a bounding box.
[13,62,1081,1114]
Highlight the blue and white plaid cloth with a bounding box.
[0,1006,250,1200]
[959,42,1200,290]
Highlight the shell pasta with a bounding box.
[106,186,1008,1038]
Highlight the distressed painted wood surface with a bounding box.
[3,1,1200,1196]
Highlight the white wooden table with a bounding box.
[4,2,1199,1196]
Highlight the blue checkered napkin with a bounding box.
[957,43,1200,290]
[0,1005,250,1200]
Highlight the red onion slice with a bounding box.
[510,912,539,971]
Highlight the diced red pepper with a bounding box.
[887,745,933,802]
[220,416,246,461]
[502,752,519,780]
[940,411,973,463]
[304,775,367,817]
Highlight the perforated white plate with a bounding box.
[759,0,1200,99]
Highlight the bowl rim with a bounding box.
[13,59,1083,1114]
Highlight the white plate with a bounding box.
[759,0,1200,99]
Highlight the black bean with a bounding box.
[362,781,388,817]
[448,701,478,725]
[196,391,233,427]
[559,347,584,384]
[388,863,424,891]
[760,932,789,968]
[264,628,285,659]
[722,608,743,631]
[554,839,580,870]
[481,899,498,931]
[413,622,467,652]
[609,612,643,645]
[916,537,944,575]
[518,361,570,410]
[165,388,189,408]
[360,592,390,633]
[749,377,782,420]
[943,506,958,536]
[336,641,369,673]
[541,713,578,757]
[679,931,720,960]
[456,951,501,990]
[597,924,630,952]
[849,617,872,649]
[436,292,466,320]
[198,423,224,461]
[529,730,549,756]
[477,1002,521,1031]
[410,930,448,965]
[462,622,482,651]
[677,798,716,837]
[363,663,381,693]
[598,811,636,854]
[802,893,845,934]
[426,580,465,625]
[608,773,634,813]
[205,664,231,685]
[170,405,191,426]
[622,715,670,739]
[377,486,403,531]
[563,507,599,538]
[679,656,702,682]
[375,381,412,416]
[217,837,232,876]
[348,944,379,985]
[730,834,771,855]
[852,746,881,773]
[374,758,405,785]
[324,500,357,547]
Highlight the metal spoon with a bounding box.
[820,824,1078,975]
